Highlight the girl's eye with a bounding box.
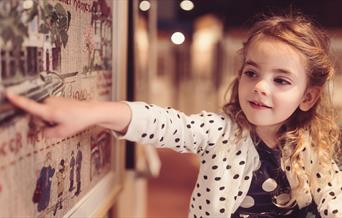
[243,70,256,78]
[274,78,291,85]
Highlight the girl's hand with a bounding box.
[5,93,98,138]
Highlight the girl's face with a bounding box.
[238,37,309,130]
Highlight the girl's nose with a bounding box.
[253,80,269,96]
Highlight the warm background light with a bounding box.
[180,0,194,11]
[171,32,185,45]
[139,0,151,11]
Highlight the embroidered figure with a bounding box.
[69,151,75,192]
[75,142,82,196]
[32,152,55,212]
[53,159,66,216]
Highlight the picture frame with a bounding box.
[0,0,128,217]
[65,0,128,217]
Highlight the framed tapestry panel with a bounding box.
[0,0,127,217]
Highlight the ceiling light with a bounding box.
[139,0,151,11]
[180,0,194,11]
[171,32,185,45]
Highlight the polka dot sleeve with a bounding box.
[312,161,342,217]
[115,101,231,155]
[300,140,342,217]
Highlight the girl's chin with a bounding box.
[245,117,284,129]
[250,122,285,131]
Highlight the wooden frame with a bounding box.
[65,0,128,217]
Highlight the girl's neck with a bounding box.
[255,126,279,149]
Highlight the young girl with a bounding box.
[6,14,342,217]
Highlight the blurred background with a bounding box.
[119,0,342,217]
[2,0,342,217]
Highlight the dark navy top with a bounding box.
[231,137,321,218]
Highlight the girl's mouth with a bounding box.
[248,101,272,109]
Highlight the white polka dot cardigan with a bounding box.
[115,102,342,217]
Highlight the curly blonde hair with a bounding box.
[223,14,341,205]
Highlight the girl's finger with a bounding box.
[6,92,49,119]
[43,125,62,138]
[44,125,73,138]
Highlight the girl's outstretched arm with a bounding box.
[5,93,132,138]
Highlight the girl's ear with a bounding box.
[299,86,321,111]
